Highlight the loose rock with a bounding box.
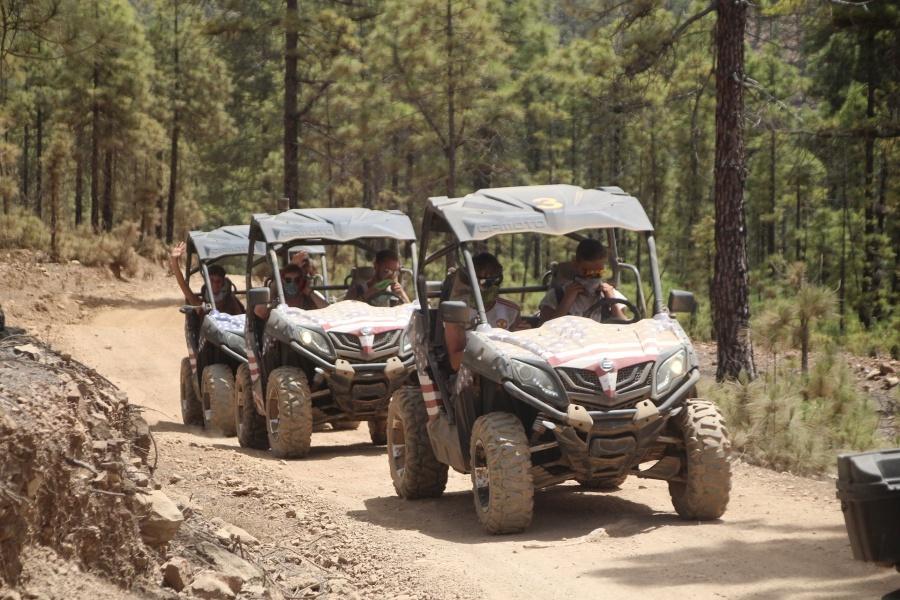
[134,489,184,547]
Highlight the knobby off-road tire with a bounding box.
[266,367,313,459]
[577,473,628,490]
[470,412,534,534]
[201,364,237,436]
[387,386,448,499]
[368,417,387,445]
[180,357,203,426]
[669,399,731,520]
[235,363,268,449]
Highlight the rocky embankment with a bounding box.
[0,336,365,600]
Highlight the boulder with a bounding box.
[215,523,260,546]
[187,571,237,600]
[134,490,184,546]
[196,542,263,585]
[161,556,192,591]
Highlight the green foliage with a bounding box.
[705,345,880,474]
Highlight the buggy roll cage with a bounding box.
[247,208,418,306]
[416,184,664,330]
[185,225,266,307]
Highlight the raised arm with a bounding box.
[169,242,202,306]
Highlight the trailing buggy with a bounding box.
[239,208,418,458]
[387,184,732,533]
[179,226,261,435]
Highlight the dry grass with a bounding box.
[703,347,881,475]
[0,210,164,279]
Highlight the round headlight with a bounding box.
[669,355,685,377]
[300,330,313,345]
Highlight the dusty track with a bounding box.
[53,287,899,600]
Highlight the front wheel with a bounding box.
[202,364,236,436]
[266,367,313,458]
[235,363,268,449]
[668,399,731,520]
[469,412,533,534]
[387,387,447,499]
[180,357,203,426]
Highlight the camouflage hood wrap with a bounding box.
[275,300,417,335]
[472,313,695,373]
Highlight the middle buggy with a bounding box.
[238,207,419,458]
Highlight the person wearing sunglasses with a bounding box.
[445,252,523,370]
[345,248,410,306]
[253,251,326,319]
[539,237,627,323]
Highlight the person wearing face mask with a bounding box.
[445,252,523,370]
[170,242,244,315]
[539,237,627,323]
[345,249,411,306]
[253,252,327,319]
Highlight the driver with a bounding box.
[445,252,524,370]
[345,249,411,305]
[539,238,627,323]
[170,242,244,315]
[254,251,327,319]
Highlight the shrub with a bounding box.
[703,345,881,475]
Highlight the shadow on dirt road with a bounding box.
[349,485,695,544]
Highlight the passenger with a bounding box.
[445,252,523,370]
[539,238,627,323]
[254,251,327,319]
[170,242,244,315]
[345,249,411,305]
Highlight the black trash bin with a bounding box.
[837,448,900,566]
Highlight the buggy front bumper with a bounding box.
[502,368,699,427]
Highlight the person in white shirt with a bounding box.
[445,252,524,370]
[539,238,627,323]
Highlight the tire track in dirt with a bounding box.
[54,288,899,600]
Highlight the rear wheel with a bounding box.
[180,357,203,426]
[235,364,268,449]
[470,412,533,534]
[668,399,731,520]
[387,386,447,499]
[266,367,313,459]
[201,364,236,436]
[368,417,387,445]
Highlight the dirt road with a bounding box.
[54,288,899,600]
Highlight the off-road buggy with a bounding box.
[387,184,731,534]
[179,225,266,435]
[239,208,418,458]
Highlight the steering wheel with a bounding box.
[366,290,403,307]
[584,297,640,325]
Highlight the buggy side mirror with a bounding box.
[247,287,270,308]
[440,300,470,325]
[667,290,696,314]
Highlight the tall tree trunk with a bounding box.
[35,106,43,218]
[283,0,299,209]
[445,0,456,197]
[102,148,114,231]
[21,123,28,206]
[839,151,848,334]
[166,1,181,243]
[712,0,756,381]
[859,31,881,328]
[155,150,164,239]
[74,133,84,226]
[767,128,776,256]
[49,150,61,262]
[794,177,802,261]
[362,158,372,208]
[90,65,100,232]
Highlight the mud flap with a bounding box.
[426,413,468,473]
